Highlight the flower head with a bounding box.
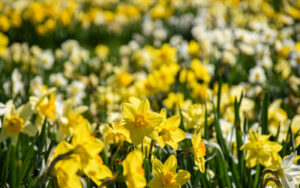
[123,150,146,188]
[157,109,185,150]
[121,97,163,145]
[148,155,190,188]
[191,131,206,173]
[240,130,282,168]
[0,100,36,145]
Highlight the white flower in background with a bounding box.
[170,35,183,46]
[49,73,67,87]
[262,28,277,44]
[222,51,236,66]
[0,102,6,128]
[128,40,140,51]
[259,54,273,69]
[142,16,154,36]
[66,80,86,104]
[274,152,300,187]
[249,66,266,84]
[94,12,105,25]
[38,50,54,69]
[61,40,80,54]
[30,76,43,97]
[239,43,255,55]
[153,28,167,41]
[12,69,24,97]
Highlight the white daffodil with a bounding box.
[274,152,300,187]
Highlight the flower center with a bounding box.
[163,172,177,186]
[5,115,24,133]
[159,128,171,141]
[135,113,150,127]
[255,72,261,80]
[197,141,206,157]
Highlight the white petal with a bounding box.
[282,152,297,169]
[281,174,295,188]
[285,165,300,177]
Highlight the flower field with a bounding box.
[1,0,300,187]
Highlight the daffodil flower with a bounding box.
[240,130,282,168]
[148,155,190,188]
[0,100,36,145]
[157,109,185,150]
[191,130,206,173]
[121,97,163,145]
[51,120,112,187]
[123,150,146,188]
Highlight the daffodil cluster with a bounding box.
[1,0,300,187]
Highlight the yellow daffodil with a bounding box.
[123,150,146,188]
[157,109,185,150]
[191,131,206,173]
[0,100,36,145]
[148,155,190,188]
[240,130,282,168]
[51,120,112,187]
[121,97,163,145]
[182,104,206,130]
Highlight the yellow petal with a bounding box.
[122,103,136,121]
[176,170,190,185]
[54,141,73,158]
[163,155,177,174]
[166,115,180,128]
[148,177,164,188]
[152,159,164,177]
[137,99,150,114]
[171,128,185,142]
[149,112,164,127]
